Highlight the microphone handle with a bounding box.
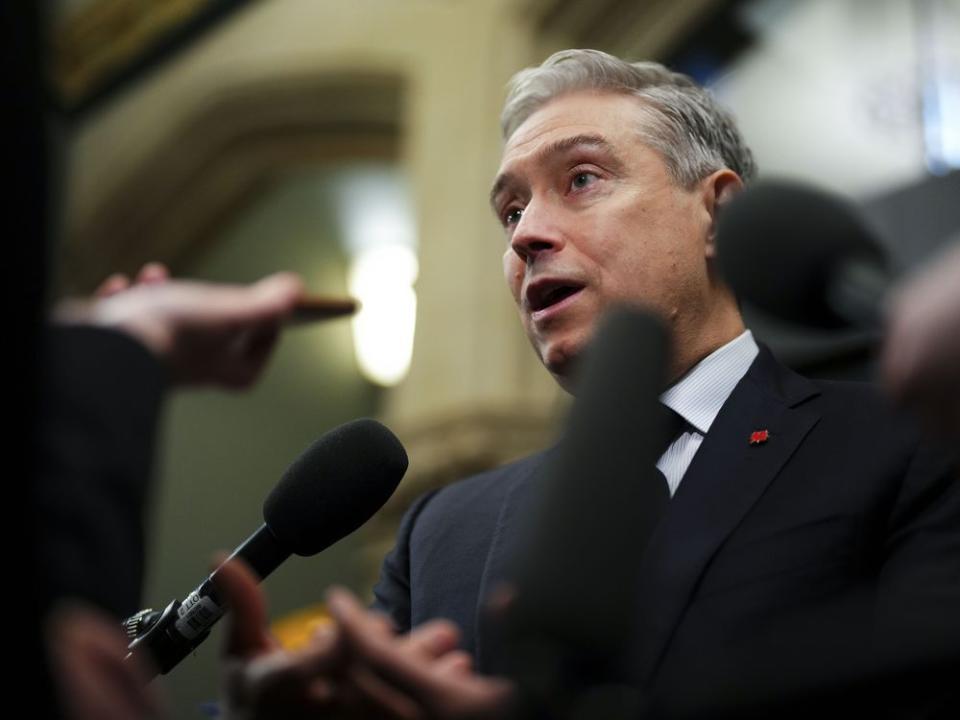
[126,524,290,677]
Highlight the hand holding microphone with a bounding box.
[124,418,408,678]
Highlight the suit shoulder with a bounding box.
[808,378,918,432]
[805,378,957,479]
[811,377,890,402]
[417,449,550,519]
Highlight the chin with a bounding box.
[540,341,582,392]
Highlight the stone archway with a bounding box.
[59,72,402,292]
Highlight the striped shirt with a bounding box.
[657,330,759,497]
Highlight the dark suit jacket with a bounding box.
[373,348,959,713]
[36,326,166,619]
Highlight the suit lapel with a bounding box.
[635,348,822,683]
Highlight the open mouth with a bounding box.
[526,281,585,313]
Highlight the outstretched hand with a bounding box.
[214,558,514,720]
[55,263,304,388]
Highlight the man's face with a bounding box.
[491,90,718,389]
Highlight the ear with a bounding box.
[701,169,743,259]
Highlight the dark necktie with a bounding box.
[653,405,689,504]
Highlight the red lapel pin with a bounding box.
[749,429,770,445]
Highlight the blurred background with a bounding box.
[42,0,958,715]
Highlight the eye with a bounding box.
[571,171,598,190]
[503,207,523,227]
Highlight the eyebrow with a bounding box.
[489,133,619,209]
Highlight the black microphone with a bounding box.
[716,180,892,330]
[499,307,670,718]
[125,418,408,676]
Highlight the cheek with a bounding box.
[502,251,523,303]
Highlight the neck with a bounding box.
[669,298,745,383]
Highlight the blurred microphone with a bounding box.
[500,307,670,718]
[124,418,407,677]
[716,180,892,330]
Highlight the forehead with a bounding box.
[499,90,647,170]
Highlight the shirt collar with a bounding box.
[660,330,759,435]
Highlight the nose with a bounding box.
[509,199,565,264]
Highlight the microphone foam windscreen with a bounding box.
[263,418,408,556]
[507,307,670,657]
[716,180,885,328]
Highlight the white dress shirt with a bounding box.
[657,330,759,497]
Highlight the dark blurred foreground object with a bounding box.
[498,308,671,719]
[715,179,887,383]
[8,0,61,715]
[716,179,891,331]
[715,175,960,384]
[716,177,960,440]
[6,0,161,714]
[883,236,960,439]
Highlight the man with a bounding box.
[375,44,753,672]
[219,50,959,718]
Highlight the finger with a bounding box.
[368,611,397,636]
[95,273,130,298]
[280,624,347,681]
[65,662,156,720]
[182,273,304,333]
[224,654,341,720]
[255,271,304,297]
[241,642,341,693]
[135,262,170,285]
[220,322,282,389]
[399,619,461,660]
[325,588,396,640]
[433,650,474,677]
[484,582,517,620]
[881,301,921,401]
[229,634,346,718]
[249,272,305,320]
[327,588,436,699]
[210,555,275,658]
[47,603,163,720]
[343,665,424,720]
[329,590,514,718]
[304,676,337,705]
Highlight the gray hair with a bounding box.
[501,49,756,186]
